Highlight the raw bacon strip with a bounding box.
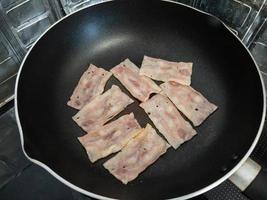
[104,124,169,184]
[111,59,161,102]
[160,82,218,126]
[73,85,134,132]
[139,56,192,85]
[78,113,141,162]
[67,64,112,109]
[140,94,196,149]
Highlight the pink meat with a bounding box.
[104,124,169,184]
[140,94,196,149]
[78,113,141,162]
[73,85,134,132]
[139,56,192,85]
[111,59,161,102]
[67,64,112,109]
[160,82,217,126]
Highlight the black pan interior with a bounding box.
[17,1,264,199]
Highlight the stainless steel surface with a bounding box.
[0,0,61,49]
[0,26,21,107]
[0,0,62,108]
[60,0,106,14]
[0,106,30,188]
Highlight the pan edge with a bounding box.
[14,1,266,200]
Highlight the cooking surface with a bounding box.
[15,1,265,199]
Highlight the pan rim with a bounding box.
[14,0,266,200]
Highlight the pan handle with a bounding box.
[229,158,267,200]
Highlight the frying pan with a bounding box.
[14,1,267,200]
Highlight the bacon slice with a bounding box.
[67,64,112,109]
[140,94,196,149]
[139,56,192,85]
[111,59,161,102]
[160,82,218,126]
[73,85,134,132]
[104,124,169,184]
[78,113,141,162]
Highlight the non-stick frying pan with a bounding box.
[15,1,267,200]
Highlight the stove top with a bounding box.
[0,0,266,199]
[0,101,266,200]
